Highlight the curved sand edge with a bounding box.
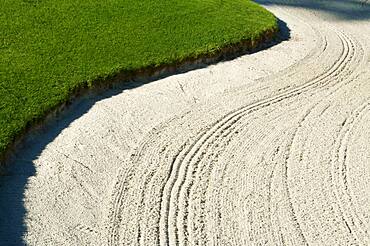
[0,26,279,167]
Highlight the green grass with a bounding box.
[0,0,277,156]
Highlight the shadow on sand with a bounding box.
[0,19,290,245]
[257,0,370,21]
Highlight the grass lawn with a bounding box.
[0,0,277,157]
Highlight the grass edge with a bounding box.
[0,25,279,167]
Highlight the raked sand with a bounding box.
[1,1,370,245]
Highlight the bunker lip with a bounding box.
[0,26,281,168]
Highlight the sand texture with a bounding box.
[1,0,370,245]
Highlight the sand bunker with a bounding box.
[1,0,370,245]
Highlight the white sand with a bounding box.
[2,1,370,245]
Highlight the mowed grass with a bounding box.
[0,0,277,155]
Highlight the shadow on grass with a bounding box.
[257,0,370,21]
[0,18,290,245]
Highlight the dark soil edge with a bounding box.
[0,24,285,167]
